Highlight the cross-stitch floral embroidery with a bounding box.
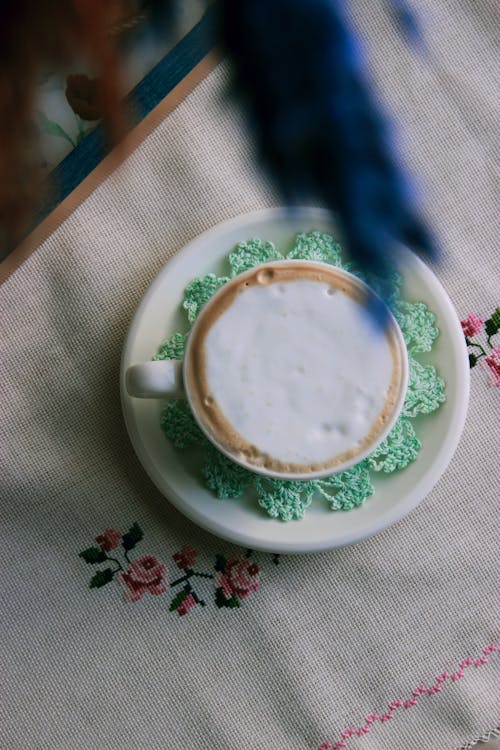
[173,545,198,569]
[79,524,262,614]
[214,555,260,607]
[96,528,121,552]
[484,347,500,386]
[462,307,500,386]
[461,313,484,338]
[118,555,168,603]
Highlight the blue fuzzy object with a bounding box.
[150,0,436,307]
[218,0,436,277]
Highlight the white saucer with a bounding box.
[120,207,469,553]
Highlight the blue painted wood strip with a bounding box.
[35,7,217,229]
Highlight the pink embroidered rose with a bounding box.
[118,555,168,602]
[95,528,121,552]
[484,347,500,387]
[461,313,484,338]
[215,558,260,601]
[177,594,197,616]
[173,545,198,570]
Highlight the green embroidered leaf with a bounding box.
[153,331,187,361]
[89,568,114,588]
[37,111,76,147]
[255,477,315,521]
[469,353,478,368]
[214,555,226,573]
[485,308,500,338]
[229,238,283,276]
[484,320,495,337]
[121,522,143,551]
[368,418,421,473]
[79,546,107,564]
[169,585,191,612]
[203,445,253,499]
[183,274,229,323]
[161,399,207,448]
[288,231,343,265]
[215,588,241,609]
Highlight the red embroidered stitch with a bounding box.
[173,545,198,570]
[318,644,499,750]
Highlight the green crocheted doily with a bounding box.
[157,231,446,521]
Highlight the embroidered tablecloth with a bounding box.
[1,2,498,749]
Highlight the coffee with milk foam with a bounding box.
[185,262,405,476]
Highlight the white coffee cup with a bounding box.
[126,261,408,480]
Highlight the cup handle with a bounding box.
[125,360,184,398]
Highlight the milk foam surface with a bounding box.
[203,278,395,467]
